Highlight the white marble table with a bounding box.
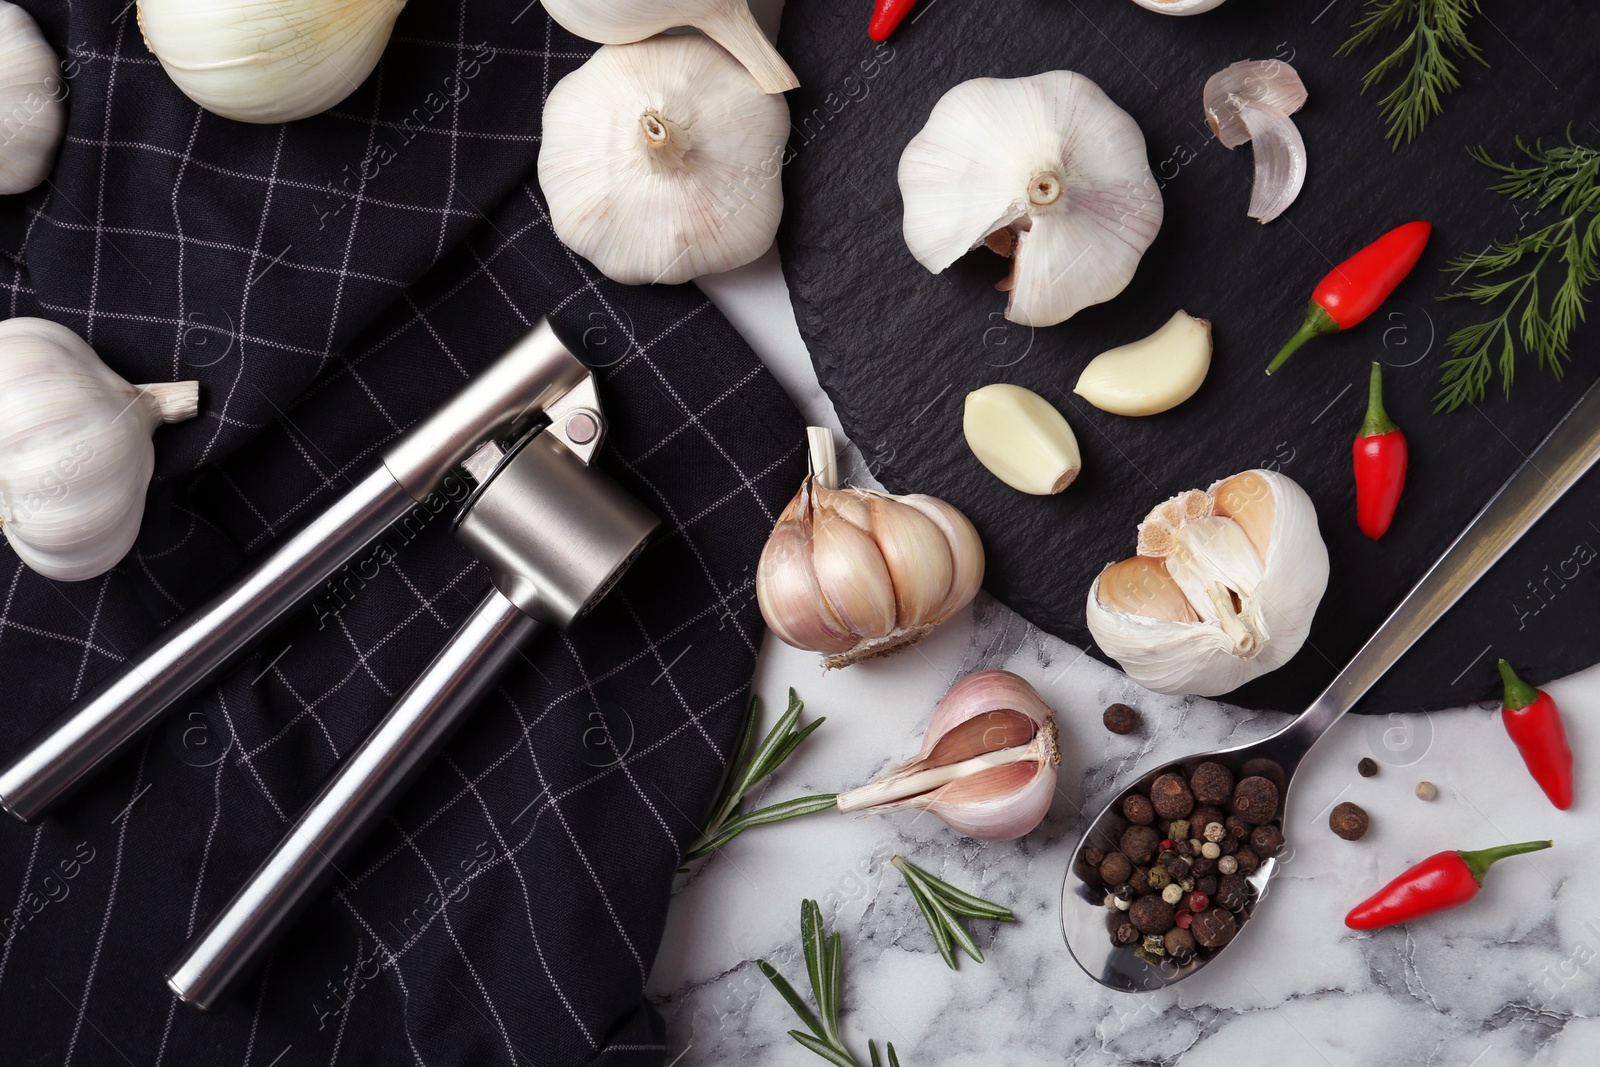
[641,245,1600,1066]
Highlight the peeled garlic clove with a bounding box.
[0,318,200,582]
[539,36,789,285]
[136,0,405,123]
[1130,0,1229,14]
[0,2,65,194]
[963,384,1081,495]
[836,669,1060,841]
[541,0,798,93]
[1074,311,1212,416]
[1086,469,1328,697]
[1203,60,1309,224]
[898,71,1163,327]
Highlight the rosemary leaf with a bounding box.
[891,855,1013,968]
[898,858,1015,922]
[900,872,956,969]
[790,1032,860,1067]
[868,1041,901,1067]
[1336,0,1486,149]
[680,795,838,862]
[757,960,824,1041]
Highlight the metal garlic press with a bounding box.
[0,319,659,1009]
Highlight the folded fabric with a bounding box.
[0,4,804,1064]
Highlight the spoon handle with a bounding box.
[1287,373,1600,749]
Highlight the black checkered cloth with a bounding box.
[0,4,804,1065]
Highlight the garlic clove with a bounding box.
[899,494,985,622]
[539,36,789,285]
[1094,557,1198,624]
[0,1,65,194]
[755,503,857,655]
[811,502,897,640]
[1073,310,1213,416]
[864,492,954,629]
[136,0,405,123]
[963,384,1081,495]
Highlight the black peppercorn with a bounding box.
[1130,868,1157,896]
[1233,847,1260,875]
[1217,873,1252,912]
[1191,906,1238,948]
[1122,794,1156,826]
[1190,762,1235,805]
[1120,824,1161,866]
[1111,882,1137,904]
[1249,824,1285,857]
[1358,757,1379,777]
[1165,855,1191,881]
[1114,921,1140,946]
[1219,834,1238,855]
[1230,776,1280,824]
[1164,927,1197,962]
[1099,853,1133,886]
[1194,874,1219,896]
[1151,772,1195,820]
[1103,703,1140,735]
[1129,895,1176,935]
[1174,838,1195,857]
[1190,854,1217,878]
[1329,801,1370,841]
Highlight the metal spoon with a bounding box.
[1063,375,1600,991]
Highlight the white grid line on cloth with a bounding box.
[317,62,389,380]
[607,603,720,757]
[9,184,52,316]
[331,598,399,701]
[152,755,227,1067]
[333,892,445,1066]
[627,365,763,464]
[326,935,366,1067]
[80,10,130,348]
[564,645,677,846]
[0,824,43,995]
[239,955,273,1067]
[265,657,346,761]
[433,0,467,263]
[218,687,290,823]
[400,292,469,377]
[0,618,123,662]
[0,561,24,664]
[67,575,112,699]
[165,106,206,383]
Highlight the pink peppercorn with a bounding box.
[1174,911,1193,929]
[1188,891,1209,913]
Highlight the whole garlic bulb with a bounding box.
[756,429,984,668]
[0,318,200,581]
[1086,470,1329,697]
[539,35,789,286]
[1129,0,1229,14]
[836,670,1060,841]
[136,0,406,123]
[898,71,1163,327]
[0,1,65,194]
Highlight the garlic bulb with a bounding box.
[1073,310,1212,416]
[1204,60,1308,224]
[836,670,1060,841]
[963,384,1081,495]
[0,318,199,581]
[756,428,984,668]
[898,71,1163,327]
[1129,0,1228,14]
[136,0,405,123]
[0,1,65,194]
[541,0,797,94]
[539,36,789,286]
[1086,470,1329,697]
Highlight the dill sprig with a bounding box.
[1436,134,1600,412]
[891,856,1013,969]
[1336,0,1486,149]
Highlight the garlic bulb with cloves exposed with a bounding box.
[1204,60,1309,224]
[136,0,406,123]
[898,71,1163,327]
[0,318,199,581]
[756,427,984,668]
[1086,470,1329,697]
[0,1,65,194]
[540,0,798,94]
[539,35,789,286]
[836,670,1060,841]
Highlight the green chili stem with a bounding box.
[1458,839,1553,884]
[1497,659,1541,711]
[1266,302,1341,375]
[1360,362,1399,437]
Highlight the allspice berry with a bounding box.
[1233,847,1260,874]
[1100,852,1134,886]
[1191,906,1238,948]
[1120,825,1161,866]
[1114,921,1140,946]
[1224,814,1253,842]
[1190,762,1235,805]
[1164,926,1196,961]
[1189,806,1226,834]
[1217,873,1251,912]
[1230,776,1280,825]
[1122,794,1156,826]
[1329,801,1370,841]
[1103,703,1140,735]
[1249,824,1285,857]
[1129,895,1176,935]
[1151,772,1195,820]
[1358,757,1379,777]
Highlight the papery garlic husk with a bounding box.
[898,71,1163,327]
[1203,60,1308,224]
[1086,469,1329,697]
[541,0,798,94]
[1073,310,1212,416]
[0,1,65,194]
[1129,0,1228,13]
[136,0,405,123]
[539,36,789,286]
[836,669,1060,841]
[0,318,199,581]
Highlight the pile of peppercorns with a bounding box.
[1079,760,1285,967]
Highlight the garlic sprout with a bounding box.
[898,71,1163,327]
[540,0,798,94]
[1085,470,1329,697]
[136,0,406,123]
[836,670,1060,841]
[1204,60,1308,224]
[0,1,65,194]
[539,35,789,286]
[0,318,200,582]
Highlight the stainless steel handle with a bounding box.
[167,589,539,1010]
[1284,374,1600,751]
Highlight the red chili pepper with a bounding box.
[869,0,919,41]
[1344,839,1551,930]
[1265,220,1432,375]
[1498,660,1575,810]
[1353,362,1408,539]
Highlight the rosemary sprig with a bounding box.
[890,856,1013,969]
[1436,134,1600,411]
[1336,0,1486,149]
[758,900,901,1067]
[682,689,836,863]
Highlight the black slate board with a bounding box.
[775,0,1600,714]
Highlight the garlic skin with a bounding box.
[836,670,1060,841]
[0,318,199,582]
[1130,0,1228,13]
[539,36,788,286]
[1074,310,1212,416]
[963,384,1081,495]
[1086,470,1329,697]
[136,0,405,123]
[1203,60,1309,224]
[541,0,798,94]
[0,2,65,194]
[898,72,1163,327]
